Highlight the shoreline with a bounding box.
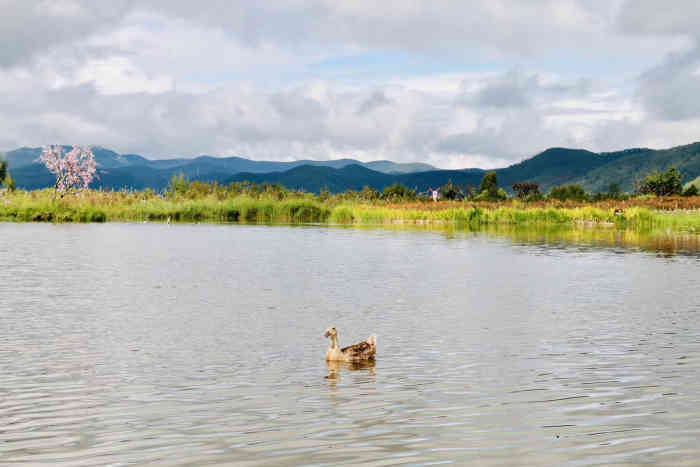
[2,190,700,233]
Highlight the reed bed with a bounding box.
[1,190,699,233]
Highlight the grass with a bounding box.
[1,189,699,233]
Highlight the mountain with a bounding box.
[5,142,700,193]
[570,143,700,192]
[227,165,397,193]
[3,147,436,190]
[224,145,700,194]
[364,160,435,174]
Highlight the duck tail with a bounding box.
[367,335,376,347]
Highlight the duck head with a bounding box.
[324,327,338,338]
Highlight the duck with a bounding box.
[324,327,376,362]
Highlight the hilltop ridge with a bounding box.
[4,142,700,193]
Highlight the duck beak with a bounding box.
[323,330,330,338]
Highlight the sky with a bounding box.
[1,0,699,169]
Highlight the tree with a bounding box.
[682,184,699,197]
[549,184,588,202]
[478,172,499,195]
[440,180,462,200]
[637,167,683,197]
[512,182,540,200]
[0,155,6,184]
[361,185,381,201]
[382,183,416,201]
[40,146,97,197]
[606,182,621,199]
[4,173,16,192]
[474,172,507,201]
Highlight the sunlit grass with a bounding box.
[1,189,699,233]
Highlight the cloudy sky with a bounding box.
[1,1,699,168]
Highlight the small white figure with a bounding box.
[428,187,440,202]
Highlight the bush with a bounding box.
[440,181,463,200]
[361,186,381,201]
[4,173,16,192]
[474,172,506,201]
[682,184,699,197]
[473,187,508,202]
[167,173,190,198]
[478,172,499,194]
[606,182,621,199]
[382,183,417,201]
[637,167,683,196]
[512,182,541,200]
[549,184,588,202]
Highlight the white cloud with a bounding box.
[0,0,699,168]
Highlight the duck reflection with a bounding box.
[325,359,376,385]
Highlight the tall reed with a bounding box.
[1,190,698,233]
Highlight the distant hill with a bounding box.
[5,142,700,193]
[223,144,700,194]
[4,147,435,190]
[570,143,700,192]
[227,165,397,193]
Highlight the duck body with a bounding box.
[324,327,376,362]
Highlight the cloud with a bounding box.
[356,90,394,115]
[616,0,700,37]
[636,45,700,121]
[0,1,131,67]
[0,0,699,169]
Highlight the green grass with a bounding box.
[1,190,699,233]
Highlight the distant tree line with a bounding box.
[4,151,699,203]
[0,153,16,191]
[162,166,699,203]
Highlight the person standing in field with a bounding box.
[428,187,440,202]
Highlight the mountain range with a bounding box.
[4,142,700,194]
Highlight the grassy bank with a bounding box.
[1,190,700,233]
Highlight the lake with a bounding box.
[1,223,699,466]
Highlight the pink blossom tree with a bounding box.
[40,146,98,197]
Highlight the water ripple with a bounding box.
[1,223,699,465]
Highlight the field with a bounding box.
[2,189,700,233]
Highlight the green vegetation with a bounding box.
[1,176,699,234]
[0,153,16,192]
[511,182,542,201]
[637,167,684,196]
[549,184,587,202]
[473,172,508,201]
[1,165,700,236]
[0,190,330,224]
[7,141,700,195]
[0,155,6,183]
[686,175,700,191]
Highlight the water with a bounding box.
[1,223,699,466]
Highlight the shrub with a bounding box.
[440,180,462,200]
[637,167,683,196]
[330,206,354,223]
[3,173,16,192]
[473,187,508,202]
[478,172,499,194]
[474,172,507,201]
[549,184,588,202]
[682,184,699,197]
[360,185,381,201]
[168,173,190,198]
[382,183,417,201]
[512,182,541,200]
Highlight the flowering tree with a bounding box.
[40,146,98,197]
